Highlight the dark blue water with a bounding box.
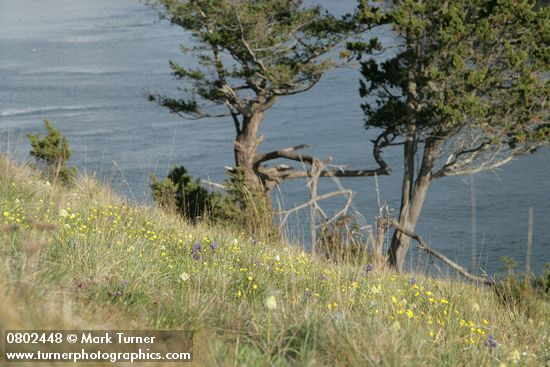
[1,0,548,275]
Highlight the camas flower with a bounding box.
[484,334,497,349]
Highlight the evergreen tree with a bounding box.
[149,0,385,207]
[355,0,549,271]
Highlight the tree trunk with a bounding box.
[387,177,431,272]
[388,140,437,272]
[234,112,265,195]
[232,111,275,237]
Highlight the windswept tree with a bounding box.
[355,0,549,272]
[149,0,389,204]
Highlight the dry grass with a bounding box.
[0,155,548,366]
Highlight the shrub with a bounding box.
[27,119,76,185]
[151,166,209,220]
[151,166,239,223]
[493,257,549,320]
[224,168,278,241]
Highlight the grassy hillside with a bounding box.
[0,155,548,366]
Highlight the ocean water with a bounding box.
[0,0,548,275]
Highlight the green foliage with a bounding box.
[492,258,549,321]
[356,0,549,169]
[151,166,239,222]
[148,0,356,118]
[493,274,543,320]
[151,166,277,240]
[27,119,76,185]
[153,0,353,106]
[354,0,549,270]
[224,168,278,241]
[149,174,179,213]
[535,264,550,295]
[499,256,518,274]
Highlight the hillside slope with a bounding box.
[0,155,548,366]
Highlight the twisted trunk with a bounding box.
[234,113,264,188]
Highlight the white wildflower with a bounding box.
[179,272,190,282]
[265,295,277,310]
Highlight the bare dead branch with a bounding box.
[201,179,227,190]
[433,144,537,179]
[277,158,354,230]
[380,218,495,285]
[437,139,491,173]
[276,186,352,229]
[254,144,311,165]
[317,190,354,229]
[254,128,392,185]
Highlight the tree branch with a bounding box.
[253,128,392,183]
[277,189,353,230]
[254,144,310,165]
[433,144,537,179]
[380,218,494,285]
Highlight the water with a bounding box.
[1,0,548,275]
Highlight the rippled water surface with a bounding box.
[1,0,548,275]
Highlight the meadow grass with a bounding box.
[0,155,548,366]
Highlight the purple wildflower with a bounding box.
[210,242,219,251]
[190,242,202,259]
[409,277,416,286]
[364,263,375,274]
[120,280,129,288]
[109,290,122,298]
[484,334,497,349]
